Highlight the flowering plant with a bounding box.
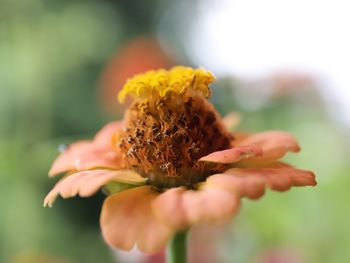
[45,66,316,262]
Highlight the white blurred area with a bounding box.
[158,0,350,126]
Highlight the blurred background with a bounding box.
[0,0,349,262]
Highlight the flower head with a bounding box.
[45,66,316,253]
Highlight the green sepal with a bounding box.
[102,181,139,195]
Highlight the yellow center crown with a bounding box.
[117,66,215,103]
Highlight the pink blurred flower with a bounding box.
[100,37,174,113]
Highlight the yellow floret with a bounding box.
[117,66,215,103]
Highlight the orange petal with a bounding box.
[235,131,301,163]
[44,169,145,207]
[199,145,263,164]
[49,144,121,177]
[211,165,317,199]
[94,121,123,147]
[100,186,173,253]
[152,185,241,230]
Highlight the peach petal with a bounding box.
[72,148,121,171]
[49,145,121,177]
[219,166,316,198]
[94,121,123,147]
[152,185,241,230]
[100,186,173,253]
[206,173,266,199]
[49,141,93,176]
[235,131,301,163]
[49,122,123,177]
[199,145,263,164]
[151,188,189,229]
[44,180,64,207]
[291,171,317,186]
[78,170,147,197]
[44,169,145,207]
[183,187,241,224]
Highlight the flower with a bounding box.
[44,66,316,253]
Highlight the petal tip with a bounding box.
[289,142,301,153]
[309,172,318,186]
[43,198,53,208]
[48,166,59,177]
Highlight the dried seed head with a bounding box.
[118,93,233,189]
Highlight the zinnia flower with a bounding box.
[44,66,316,254]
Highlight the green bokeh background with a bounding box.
[1,0,349,262]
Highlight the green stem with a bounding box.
[166,230,188,263]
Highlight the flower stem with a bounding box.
[166,230,188,263]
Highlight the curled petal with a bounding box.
[207,165,316,199]
[100,186,173,253]
[49,145,121,177]
[235,131,301,163]
[94,121,123,147]
[44,169,146,207]
[152,185,241,230]
[199,145,263,164]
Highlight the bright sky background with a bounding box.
[183,0,350,125]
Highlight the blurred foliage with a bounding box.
[1,0,349,263]
[0,0,161,262]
